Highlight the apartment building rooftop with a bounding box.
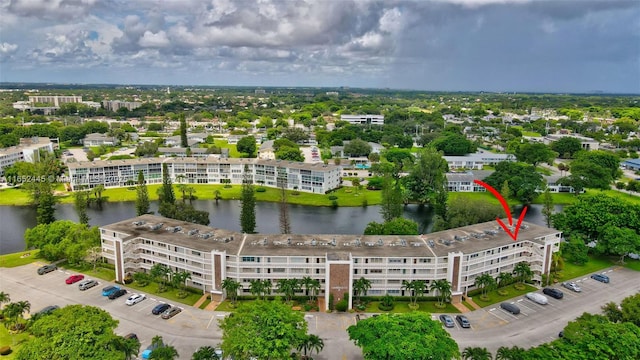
[102,214,557,258]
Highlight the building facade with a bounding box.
[0,137,55,175]
[28,95,83,106]
[340,114,385,126]
[102,100,142,112]
[67,157,341,193]
[100,215,562,310]
[83,133,120,147]
[444,152,516,170]
[543,134,600,151]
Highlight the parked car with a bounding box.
[542,288,564,299]
[591,273,610,283]
[562,282,582,292]
[455,315,471,328]
[152,303,171,315]
[525,292,549,305]
[161,306,182,319]
[439,314,455,328]
[78,279,98,291]
[500,302,521,315]
[108,289,128,300]
[37,264,57,275]
[125,293,147,306]
[559,331,564,338]
[34,305,59,316]
[102,285,121,297]
[65,274,85,284]
[124,333,138,341]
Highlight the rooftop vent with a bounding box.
[366,242,375,247]
[399,239,407,247]
[311,239,317,246]
[354,239,362,247]
[428,240,435,247]
[330,239,336,246]
[149,223,164,231]
[132,221,146,226]
[188,229,199,236]
[376,239,384,246]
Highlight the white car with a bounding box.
[125,293,146,306]
[525,292,549,305]
[562,282,582,293]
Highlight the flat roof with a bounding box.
[101,215,560,258]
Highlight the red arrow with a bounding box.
[473,179,527,241]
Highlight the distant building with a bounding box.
[28,95,82,106]
[0,137,55,175]
[158,147,209,158]
[102,100,142,112]
[443,152,515,170]
[445,171,491,192]
[340,114,384,126]
[622,159,640,171]
[83,133,119,147]
[164,136,202,148]
[543,134,599,151]
[258,140,276,160]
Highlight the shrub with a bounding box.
[123,274,134,284]
[336,299,348,312]
[256,187,267,192]
[291,191,300,196]
[361,199,368,207]
[328,195,338,200]
[328,294,335,311]
[224,184,232,188]
[331,200,338,208]
[0,346,11,356]
[303,304,313,312]
[378,302,394,311]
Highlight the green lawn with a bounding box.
[60,262,117,282]
[198,298,212,310]
[556,254,640,282]
[623,259,640,271]
[362,301,460,314]
[0,325,30,359]
[126,282,202,306]
[470,284,538,308]
[213,140,241,158]
[215,300,238,312]
[0,250,41,268]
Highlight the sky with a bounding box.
[0,0,638,93]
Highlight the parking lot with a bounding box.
[2,262,639,359]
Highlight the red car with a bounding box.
[65,274,84,284]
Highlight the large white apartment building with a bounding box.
[0,137,56,175]
[340,114,385,126]
[444,152,516,170]
[67,157,341,194]
[100,215,562,310]
[28,95,83,106]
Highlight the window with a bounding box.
[418,258,432,263]
[192,250,201,256]
[242,256,259,262]
[388,258,403,263]
[370,269,383,274]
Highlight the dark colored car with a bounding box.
[102,285,121,296]
[500,302,521,315]
[559,331,564,338]
[455,315,471,328]
[35,305,59,316]
[37,264,57,275]
[439,314,455,328]
[108,289,128,300]
[124,333,138,341]
[161,306,182,319]
[591,273,610,283]
[65,274,85,284]
[543,287,564,299]
[152,303,171,315]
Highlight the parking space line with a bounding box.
[488,308,510,322]
[206,315,217,329]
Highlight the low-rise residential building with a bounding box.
[444,152,516,170]
[258,140,276,160]
[67,157,341,193]
[340,114,384,126]
[83,133,119,147]
[100,215,562,310]
[0,137,56,175]
[102,100,142,112]
[622,159,640,171]
[158,147,209,158]
[543,134,600,151]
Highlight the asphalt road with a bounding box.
[2,263,638,359]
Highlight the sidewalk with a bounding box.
[465,297,483,310]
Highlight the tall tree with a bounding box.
[541,188,554,228]
[159,163,175,205]
[73,190,90,225]
[483,161,544,204]
[221,278,241,305]
[348,312,460,360]
[379,174,403,222]
[180,113,188,148]
[191,346,221,360]
[135,170,150,216]
[515,142,557,166]
[514,262,533,285]
[279,181,291,234]
[462,347,492,360]
[92,184,105,210]
[240,165,256,233]
[430,279,452,307]
[219,300,308,360]
[353,277,372,305]
[404,147,448,205]
[297,334,324,360]
[236,136,257,157]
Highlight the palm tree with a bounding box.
[475,273,496,298]
[261,279,273,300]
[185,186,196,204]
[301,276,314,299]
[177,183,189,203]
[430,280,452,307]
[402,280,426,306]
[150,263,172,292]
[113,336,140,360]
[249,280,263,298]
[497,272,513,288]
[221,278,241,305]
[551,252,564,276]
[150,344,179,360]
[0,291,10,310]
[277,278,300,303]
[514,262,533,285]
[296,334,324,360]
[3,300,30,330]
[172,271,192,295]
[495,346,526,360]
[214,189,222,204]
[308,279,321,304]
[92,184,105,209]
[192,346,221,360]
[462,346,492,360]
[353,277,371,305]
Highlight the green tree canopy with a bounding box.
[483,161,544,204]
[344,138,373,157]
[515,142,557,166]
[567,150,621,190]
[551,137,583,159]
[364,218,419,235]
[347,312,460,360]
[219,300,308,360]
[16,305,122,360]
[236,136,257,157]
[404,147,448,205]
[432,133,476,156]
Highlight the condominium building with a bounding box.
[444,152,516,170]
[102,100,142,112]
[28,95,83,106]
[543,133,600,151]
[0,137,55,175]
[340,114,385,126]
[100,214,562,310]
[67,157,341,193]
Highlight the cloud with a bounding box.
[0,42,18,54]
[6,0,99,20]
[139,31,170,48]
